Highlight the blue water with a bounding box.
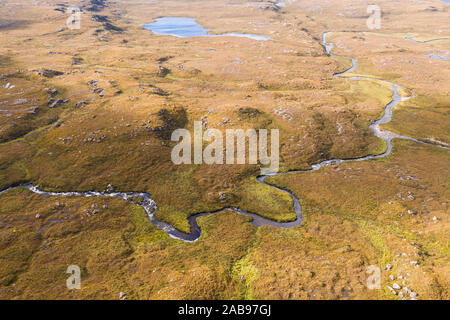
[143,17,269,40]
[425,54,450,61]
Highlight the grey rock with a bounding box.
[49,99,64,108]
[392,283,401,290]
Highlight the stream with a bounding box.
[0,31,448,242]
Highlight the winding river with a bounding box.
[1,31,448,242]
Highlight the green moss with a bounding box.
[368,138,388,155]
[128,206,169,247]
[232,255,258,300]
[236,178,296,222]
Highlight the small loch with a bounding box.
[425,54,450,61]
[143,17,270,40]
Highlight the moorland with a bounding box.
[0,0,448,299]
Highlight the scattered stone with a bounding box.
[151,86,169,96]
[157,56,174,64]
[87,79,98,86]
[157,66,170,77]
[72,57,84,65]
[387,286,396,294]
[104,22,123,33]
[37,69,64,78]
[35,213,40,219]
[392,283,401,290]
[74,101,86,108]
[49,99,65,108]
[92,15,109,23]
[28,107,40,114]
